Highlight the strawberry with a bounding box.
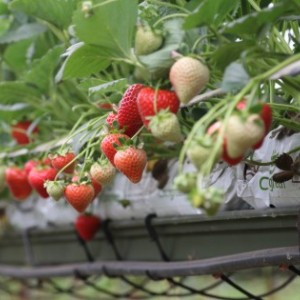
[50,151,76,174]
[91,177,102,199]
[75,214,101,241]
[137,87,180,128]
[100,133,130,166]
[173,173,197,194]
[28,167,57,198]
[207,121,243,166]
[169,56,209,104]
[0,166,6,193]
[5,167,32,200]
[225,114,265,159]
[90,160,116,186]
[106,112,118,128]
[98,102,113,110]
[11,120,38,145]
[72,174,101,200]
[135,25,163,55]
[24,160,39,175]
[64,183,95,213]
[186,136,221,170]
[44,180,65,201]
[114,146,147,183]
[118,83,144,129]
[252,104,272,149]
[236,101,272,150]
[149,110,183,143]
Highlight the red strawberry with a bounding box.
[117,84,144,137]
[100,133,130,166]
[114,147,147,183]
[106,112,118,128]
[24,160,38,175]
[252,104,272,149]
[50,152,77,174]
[64,183,95,213]
[72,175,101,200]
[28,167,57,198]
[5,167,32,200]
[11,120,38,145]
[75,214,101,241]
[137,87,180,128]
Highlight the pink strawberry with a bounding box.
[28,167,58,198]
[75,214,101,241]
[64,183,95,213]
[100,133,130,166]
[137,87,180,128]
[90,160,116,186]
[114,146,147,183]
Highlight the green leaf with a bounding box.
[10,0,78,29]
[3,39,33,72]
[73,0,138,59]
[184,0,240,29]
[89,78,127,96]
[0,23,47,44]
[221,62,250,92]
[58,43,111,80]
[223,3,294,35]
[0,15,12,36]
[0,81,41,105]
[212,41,255,71]
[22,45,64,92]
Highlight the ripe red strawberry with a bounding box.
[11,120,38,145]
[5,167,32,200]
[44,180,65,201]
[72,174,101,200]
[169,56,209,104]
[149,110,183,143]
[90,161,116,186]
[117,84,144,137]
[106,112,118,128]
[100,133,130,166]
[114,147,147,183]
[28,167,57,198]
[252,104,272,149]
[137,87,180,128]
[64,183,95,213]
[75,214,101,241]
[24,160,39,175]
[50,151,77,174]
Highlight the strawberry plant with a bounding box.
[0,0,298,215]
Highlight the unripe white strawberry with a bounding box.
[44,180,65,201]
[225,114,265,158]
[135,25,163,56]
[169,56,209,104]
[90,161,116,186]
[186,136,221,170]
[149,111,183,143]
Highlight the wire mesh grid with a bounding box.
[0,213,300,299]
